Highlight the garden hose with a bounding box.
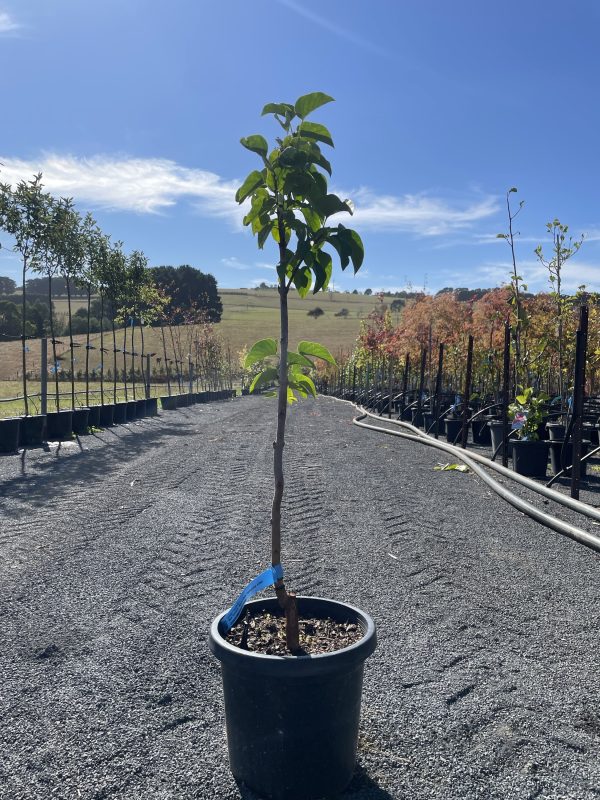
[326,396,600,555]
[352,411,600,554]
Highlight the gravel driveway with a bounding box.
[1,396,599,799]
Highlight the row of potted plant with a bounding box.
[0,389,236,453]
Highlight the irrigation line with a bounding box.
[328,397,600,555]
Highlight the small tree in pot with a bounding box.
[209,93,376,800]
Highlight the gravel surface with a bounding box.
[1,396,599,799]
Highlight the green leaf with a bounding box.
[244,338,277,367]
[287,387,298,405]
[250,367,279,393]
[298,121,334,147]
[314,193,353,218]
[262,102,294,118]
[235,170,265,203]
[257,220,274,249]
[300,206,322,231]
[240,135,269,158]
[293,373,317,397]
[287,351,314,368]
[313,250,332,293]
[293,267,313,298]
[294,92,334,119]
[298,340,336,364]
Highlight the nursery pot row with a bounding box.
[159,390,235,411]
[0,398,162,453]
[209,596,377,800]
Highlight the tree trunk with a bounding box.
[111,317,118,404]
[21,256,29,416]
[130,317,136,400]
[66,277,75,410]
[161,323,171,395]
[99,292,105,405]
[271,242,299,653]
[85,287,91,407]
[48,274,60,411]
[122,322,128,401]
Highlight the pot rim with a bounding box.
[209,595,377,678]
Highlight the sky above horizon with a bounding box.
[1,0,599,295]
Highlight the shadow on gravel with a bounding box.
[0,419,193,508]
[235,765,394,799]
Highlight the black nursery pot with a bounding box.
[46,410,73,441]
[20,414,46,447]
[209,596,377,800]
[71,408,90,435]
[488,420,509,457]
[160,394,178,411]
[135,399,147,418]
[126,401,137,422]
[546,422,566,441]
[549,439,590,478]
[99,404,115,427]
[113,402,128,424]
[471,418,492,446]
[0,417,21,453]
[445,417,464,443]
[145,397,158,416]
[511,439,549,477]
[87,405,101,429]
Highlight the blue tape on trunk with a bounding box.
[221,563,284,633]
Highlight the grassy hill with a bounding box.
[0,288,400,384]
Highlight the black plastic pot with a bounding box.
[46,410,73,441]
[126,401,137,422]
[72,408,90,435]
[98,404,115,427]
[546,422,565,441]
[445,417,464,443]
[471,418,492,446]
[241,388,250,396]
[145,397,158,416]
[488,420,509,457]
[583,424,599,446]
[411,408,424,428]
[511,439,549,477]
[0,417,21,453]
[87,405,101,429]
[113,402,128,424]
[549,439,590,478]
[20,414,46,447]
[160,395,178,411]
[209,596,376,800]
[135,399,147,418]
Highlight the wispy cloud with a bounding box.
[0,10,19,34]
[441,258,600,294]
[275,0,390,59]
[0,153,240,219]
[336,189,499,236]
[221,257,275,271]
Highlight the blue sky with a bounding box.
[1,0,599,294]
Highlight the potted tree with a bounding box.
[509,387,550,476]
[209,93,376,800]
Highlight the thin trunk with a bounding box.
[48,274,60,411]
[21,256,29,416]
[66,277,75,410]
[122,322,128,401]
[168,324,182,392]
[130,317,136,401]
[271,220,299,653]
[140,323,147,397]
[85,287,91,407]
[112,317,118,404]
[160,323,171,395]
[100,292,105,405]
